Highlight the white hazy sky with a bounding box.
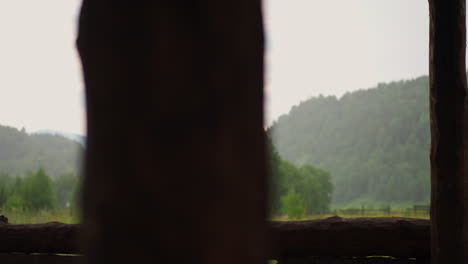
[0,1,443,135]
[0,0,84,134]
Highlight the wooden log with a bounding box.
[428,1,468,263]
[269,217,430,258]
[0,217,430,258]
[276,256,430,264]
[76,1,266,264]
[0,254,81,264]
[0,223,80,254]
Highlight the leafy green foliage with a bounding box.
[0,168,80,211]
[4,194,25,210]
[269,76,431,205]
[267,135,333,217]
[55,173,79,208]
[28,168,55,209]
[281,188,305,219]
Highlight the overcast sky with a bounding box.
[0,1,438,135]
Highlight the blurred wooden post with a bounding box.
[428,1,468,263]
[76,1,266,264]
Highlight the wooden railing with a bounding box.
[270,217,430,264]
[0,217,430,264]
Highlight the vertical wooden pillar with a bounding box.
[77,1,266,264]
[429,1,468,263]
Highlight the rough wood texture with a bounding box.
[270,217,430,258]
[0,218,430,258]
[428,1,468,263]
[0,223,80,254]
[0,254,81,264]
[277,256,429,264]
[76,1,266,264]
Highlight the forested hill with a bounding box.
[0,125,83,178]
[269,76,430,206]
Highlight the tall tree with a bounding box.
[54,173,79,208]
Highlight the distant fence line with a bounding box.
[331,205,430,217]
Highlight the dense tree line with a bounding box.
[0,168,80,210]
[268,136,333,218]
[0,125,83,179]
[269,76,431,206]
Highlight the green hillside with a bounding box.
[0,125,83,179]
[267,135,333,217]
[269,76,430,206]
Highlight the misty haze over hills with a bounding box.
[269,75,431,207]
[0,74,434,207]
[0,125,83,179]
[32,129,86,146]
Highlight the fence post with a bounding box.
[77,1,267,264]
[428,1,468,263]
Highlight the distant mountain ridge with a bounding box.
[32,129,86,146]
[269,76,430,206]
[0,125,83,178]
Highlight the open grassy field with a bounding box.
[0,207,429,224]
[1,208,80,224]
[272,207,429,221]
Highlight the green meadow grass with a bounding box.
[272,209,429,221]
[1,208,80,224]
[1,208,428,224]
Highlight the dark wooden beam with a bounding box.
[0,218,431,258]
[0,223,80,254]
[270,217,430,258]
[428,1,468,263]
[76,1,266,264]
[276,256,430,264]
[0,254,81,264]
